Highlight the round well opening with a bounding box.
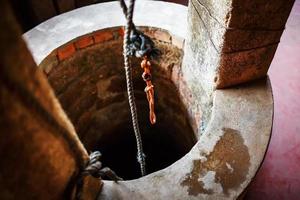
[43,27,196,180]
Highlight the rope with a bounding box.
[120,0,146,176]
[119,0,160,59]
[119,0,137,33]
[82,151,103,178]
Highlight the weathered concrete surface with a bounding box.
[99,78,273,200]
[181,0,293,133]
[183,0,295,91]
[24,1,274,199]
[23,1,187,65]
[0,1,101,199]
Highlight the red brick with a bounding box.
[57,43,76,61]
[93,31,114,43]
[118,27,124,38]
[75,36,94,49]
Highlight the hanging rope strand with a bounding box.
[121,0,146,176]
[119,0,138,33]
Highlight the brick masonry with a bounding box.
[41,27,185,74]
[93,30,114,44]
[75,35,94,49]
[45,29,195,180]
[57,42,76,61]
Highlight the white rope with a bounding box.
[120,0,146,176]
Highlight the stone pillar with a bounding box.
[182,0,294,129]
[0,1,101,199]
[183,0,295,89]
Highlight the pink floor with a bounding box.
[245,1,300,199]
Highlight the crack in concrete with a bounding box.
[191,0,220,53]
[191,1,281,55]
[223,41,280,54]
[193,0,226,29]
[193,0,285,32]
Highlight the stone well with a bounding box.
[20,0,295,199]
[41,26,197,180]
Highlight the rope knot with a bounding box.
[142,72,152,81]
[83,151,103,178]
[137,152,146,165]
[127,30,160,59]
[76,151,123,200]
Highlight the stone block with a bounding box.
[216,44,278,88]
[191,0,284,53]
[186,0,294,89]
[222,29,283,53]
[229,0,295,30]
[192,0,295,29]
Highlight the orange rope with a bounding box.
[141,56,156,124]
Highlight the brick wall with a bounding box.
[40,27,185,74]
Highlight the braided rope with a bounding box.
[119,0,137,33]
[120,0,146,176]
